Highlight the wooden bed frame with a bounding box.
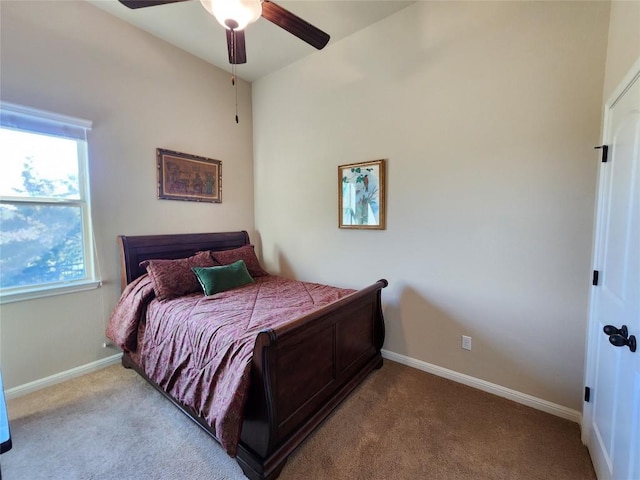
[117,231,387,479]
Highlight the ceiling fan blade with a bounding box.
[261,0,330,50]
[226,29,247,65]
[118,0,189,9]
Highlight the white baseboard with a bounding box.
[6,350,581,425]
[5,353,123,400]
[381,349,582,424]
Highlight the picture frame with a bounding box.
[156,148,222,203]
[338,159,386,230]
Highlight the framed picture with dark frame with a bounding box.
[338,159,386,230]
[156,148,222,203]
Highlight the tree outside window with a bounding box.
[0,103,97,301]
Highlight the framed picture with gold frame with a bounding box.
[157,148,221,203]
[338,159,386,229]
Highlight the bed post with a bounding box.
[237,330,282,479]
[374,278,388,354]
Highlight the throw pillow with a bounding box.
[192,260,255,296]
[141,251,216,300]
[211,244,268,278]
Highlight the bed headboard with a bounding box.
[118,231,250,290]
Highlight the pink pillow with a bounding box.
[211,245,268,278]
[141,251,216,300]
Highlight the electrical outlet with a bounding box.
[462,335,472,351]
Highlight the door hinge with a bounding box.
[584,386,591,402]
[594,145,608,163]
[592,270,599,286]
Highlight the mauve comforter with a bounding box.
[106,274,354,456]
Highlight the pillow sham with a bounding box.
[141,251,216,300]
[210,244,268,278]
[192,260,255,296]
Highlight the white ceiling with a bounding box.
[87,0,414,82]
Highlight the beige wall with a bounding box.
[1,0,626,413]
[0,1,255,388]
[253,1,610,410]
[602,0,640,102]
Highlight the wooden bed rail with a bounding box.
[272,279,388,339]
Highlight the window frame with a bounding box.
[0,102,100,304]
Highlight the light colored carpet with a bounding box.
[3,360,595,479]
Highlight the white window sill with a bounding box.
[0,280,102,305]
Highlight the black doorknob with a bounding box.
[603,325,629,338]
[609,334,637,353]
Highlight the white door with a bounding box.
[583,59,640,480]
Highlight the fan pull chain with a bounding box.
[234,64,239,124]
[229,29,239,124]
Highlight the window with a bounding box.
[0,102,99,303]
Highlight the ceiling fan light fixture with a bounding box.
[200,0,262,31]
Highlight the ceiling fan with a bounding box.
[117,0,331,65]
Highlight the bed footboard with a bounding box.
[237,279,388,480]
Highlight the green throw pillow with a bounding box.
[192,260,254,296]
